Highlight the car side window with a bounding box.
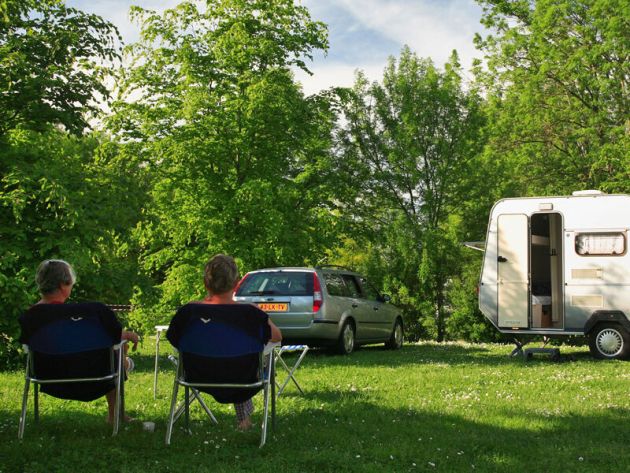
[342,275,362,298]
[360,277,381,301]
[324,273,350,297]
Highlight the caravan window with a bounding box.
[575,232,626,256]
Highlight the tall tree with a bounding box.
[475,0,630,194]
[108,0,334,317]
[0,1,139,368]
[336,48,486,341]
[0,0,120,136]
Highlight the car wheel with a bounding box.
[337,320,355,355]
[588,323,630,360]
[385,319,403,350]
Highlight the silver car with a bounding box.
[233,266,403,354]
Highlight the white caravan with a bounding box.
[477,190,630,360]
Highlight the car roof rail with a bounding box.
[316,264,355,272]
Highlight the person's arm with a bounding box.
[122,330,139,351]
[269,319,282,343]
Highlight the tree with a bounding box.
[336,48,486,341]
[0,0,120,136]
[0,129,148,367]
[475,0,630,194]
[108,0,335,322]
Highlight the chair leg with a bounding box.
[118,369,126,435]
[18,378,30,439]
[260,358,275,448]
[260,377,271,448]
[113,350,124,436]
[192,389,218,425]
[165,378,180,445]
[271,359,276,432]
[184,386,190,434]
[34,384,39,423]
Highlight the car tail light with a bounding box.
[234,272,250,296]
[313,272,323,313]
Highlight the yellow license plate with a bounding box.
[257,303,288,312]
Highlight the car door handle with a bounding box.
[498,256,508,263]
[373,306,379,311]
[352,303,358,308]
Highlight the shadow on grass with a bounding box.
[3,392,629,473]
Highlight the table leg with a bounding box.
[153,329,161,399]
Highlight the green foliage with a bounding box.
[475,0,630,195]
[109,0,336,310]
[3,0,626,354]
[445,254,503,343]
[0,129,148,367]
[335,48,487,341]
[0,0,120,135]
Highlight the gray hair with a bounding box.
[35,259,76,295]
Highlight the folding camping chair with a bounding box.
[18,313,127,439]
[164,309,275,448]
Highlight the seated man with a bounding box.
[19,259,139,423]
[167,254,282,431]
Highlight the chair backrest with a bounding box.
[22,304,121,388]
[179,316,264,358]
[173,305,267,403]
[29,317,114,355]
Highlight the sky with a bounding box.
[66,0,487,95]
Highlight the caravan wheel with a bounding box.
[588,323,630,360]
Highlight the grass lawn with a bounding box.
[1,340,629,473]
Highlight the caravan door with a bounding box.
[497,214,529,328]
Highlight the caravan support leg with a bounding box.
[510,338,527,357]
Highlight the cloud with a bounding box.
[293,62,385,96]
[331,0,485,70]
[68,0,181,44]
[67,0,485,94]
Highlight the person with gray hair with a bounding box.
[19,259,140,424]
[34,259,76,301]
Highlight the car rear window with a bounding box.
[237,271,313,296]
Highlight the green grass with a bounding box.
[1,341,629,473]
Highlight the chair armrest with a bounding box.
[113,339,129,351]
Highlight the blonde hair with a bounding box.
[35,259,76,295]
[203,254,240,295]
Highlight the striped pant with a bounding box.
[234,399,253,422]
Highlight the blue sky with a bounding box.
[67,0,486,94]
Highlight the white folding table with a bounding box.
[274,345,309,397]
[153,325,169,398]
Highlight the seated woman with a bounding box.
[167,254,282,431]
[18,259,139,423]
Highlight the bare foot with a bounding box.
[107,414,136,424]
[237,417,253,431]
